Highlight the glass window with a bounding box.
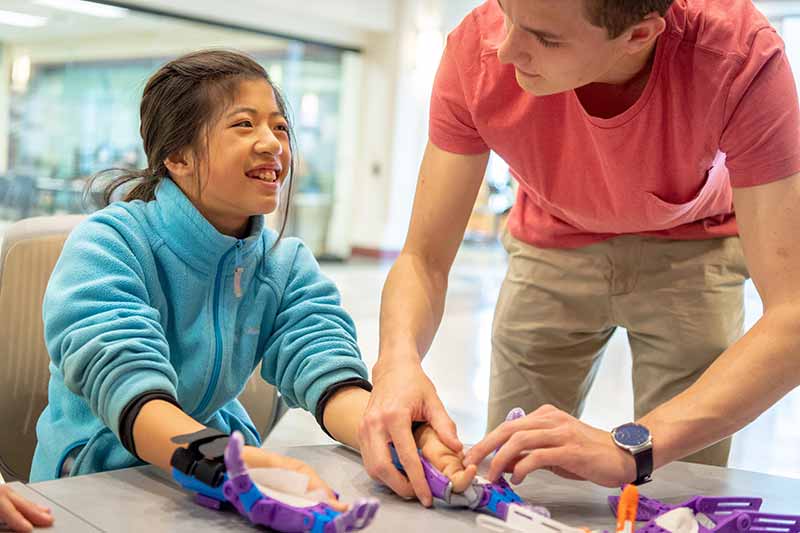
[0,3,355,255]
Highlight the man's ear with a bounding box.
[163,149,195,182]
[623,13,666,54]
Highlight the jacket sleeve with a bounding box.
[43,217,178,440]
[260,242,368,414]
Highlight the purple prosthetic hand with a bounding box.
[223,432,379,533]
[170,429,378,532]
[390,438,549,521]
[608,492,800,533]
[608,494,763,522]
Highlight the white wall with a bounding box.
[348,0,483,253]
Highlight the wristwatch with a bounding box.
[611,422,653,485]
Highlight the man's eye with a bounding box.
[234,120,253,127]
[536,35,560,48]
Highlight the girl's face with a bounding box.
[169,78,292,238]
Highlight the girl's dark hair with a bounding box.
[87,49,296,240]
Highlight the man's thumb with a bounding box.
[429,409,462,452]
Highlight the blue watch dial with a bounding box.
[614,423,650,447]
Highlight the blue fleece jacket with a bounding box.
[30,178,368,481]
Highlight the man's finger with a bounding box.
[464,414,557,467]
[487,428,562,481]
[462,426,507,467]
[509,447,568,484]
[428,404,462,453]
[390,424,433,506]
[363,432,415,499]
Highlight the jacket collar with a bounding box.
[151,178,265,273]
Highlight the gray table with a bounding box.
[8,445,800,532]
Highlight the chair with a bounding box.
[0,215,284,482]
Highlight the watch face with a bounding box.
[614,423,650,447]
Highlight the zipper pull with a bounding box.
[234,241,244,298]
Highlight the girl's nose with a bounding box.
[254,130,282,155]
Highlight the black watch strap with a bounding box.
[632,446,653,486]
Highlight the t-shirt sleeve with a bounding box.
[721,28,800,188]
[428,30,490,154]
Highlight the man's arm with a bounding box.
[359,141,489,505]
[639,171,800,466]
[465,173,800,486]
[378,142,490,366]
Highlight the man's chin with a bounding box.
[514,72,564,96]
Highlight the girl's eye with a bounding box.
[275,124,289,133]
[234,120,253,128]
[536,35,560,49]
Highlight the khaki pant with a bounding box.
[489,230,749,467]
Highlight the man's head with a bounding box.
[496,0,674,96]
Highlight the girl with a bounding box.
[29,49,476,512]
[29,50,374,502]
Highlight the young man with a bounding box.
[358,0,800,506]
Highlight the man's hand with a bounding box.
[0,485,53,532]
[415,424,477,493]
[358,359,462,506]
[463,405,636,487]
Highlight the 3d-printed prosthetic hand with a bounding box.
[608,492,800,533]
[390,407,548,521]
[171,429,379,532]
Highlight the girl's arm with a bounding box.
[321,386,371,450]
[131,400,206,472]
[260,241,370,439]
[132,399,342,505]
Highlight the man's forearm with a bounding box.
[639,305,800,468]
[378,252,449,364]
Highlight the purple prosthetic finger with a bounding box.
[506,408,526,422]
[495,407,526,455]
[326,499,380,533]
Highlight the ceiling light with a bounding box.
[11,56,32,93]
[34,0,129,18]
[0,9,48,28]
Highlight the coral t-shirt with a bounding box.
[429,0,800,248]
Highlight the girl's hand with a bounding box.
[242,446,348,512]
[0,485,53,532]
[414,424,477,493]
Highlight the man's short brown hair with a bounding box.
[584,0,675,38]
